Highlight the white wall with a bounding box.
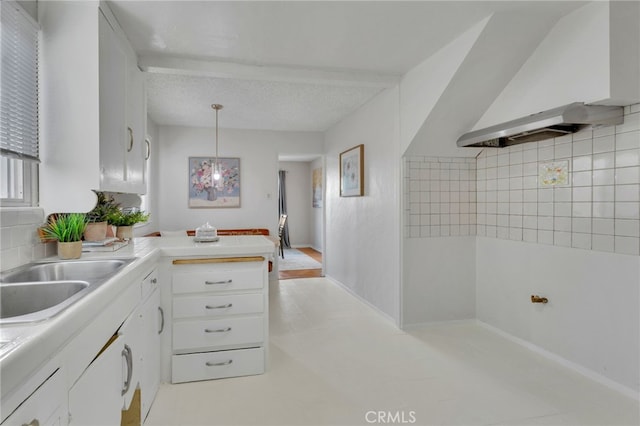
[324,87,401,324]
[399,17,489,155]
[609,0,640,104]
[475,2,611,129]
[310,157,324,252]
[157,126,323,234]
[477,237,640,395]
[403,237,476,326]
[278,161,311,247]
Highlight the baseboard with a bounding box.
[477,320,640,401]
[324,274,399,327]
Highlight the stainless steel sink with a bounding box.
[0,258,136,324]
[0,259,133,283]
[1,281,90,322]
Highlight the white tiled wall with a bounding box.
[404,157,477,238]
[477,105,640,256]
[404,105,640,257]
[0,208,53,271]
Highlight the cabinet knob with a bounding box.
[151,278,157,284]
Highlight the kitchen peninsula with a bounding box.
[0,235,274,425]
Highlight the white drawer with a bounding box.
[173,293,264,319]
[171,347,264,383]
[173,316,264,352]
[141,269,159,300]
[172,262,263,294]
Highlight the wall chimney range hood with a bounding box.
[457,102,624,148]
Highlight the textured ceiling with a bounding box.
[109,1,584,132]
[146,73,383,131]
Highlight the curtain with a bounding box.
[278,170,291,248]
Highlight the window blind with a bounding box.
[0,1,39,162]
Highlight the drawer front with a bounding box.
[173,263,263,294]
[173,293,264,319]
[173,316,264,351]
[141,269,159,300]
[171,347,264,383]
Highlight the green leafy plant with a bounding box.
[87,192,120,223]
[42,213,87,242]
[107,210,150,226]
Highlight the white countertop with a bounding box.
[0,235,274,403]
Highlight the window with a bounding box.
[0,1,39,206]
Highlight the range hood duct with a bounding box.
[457,103,624,148]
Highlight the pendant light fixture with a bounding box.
[211,103,223,184]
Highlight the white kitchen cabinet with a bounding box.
[170,258,269,383]
[98,9,127,192]
[67,278,145,426]
[39,2,147,215]
[98,7,147,195]
[1,369,67,426]
[68,334,125,426]
[125,61,147,195]
[139,270,162,421]
[68,317,140,425]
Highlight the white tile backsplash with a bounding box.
[475,107,640,254]
[0,208,52,271]
[405,105,640,256]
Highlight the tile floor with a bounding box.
[146,278,639,426]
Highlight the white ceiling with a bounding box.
[108,1,583,132]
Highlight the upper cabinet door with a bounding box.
[98,10,128,192]
[125,63,147,195]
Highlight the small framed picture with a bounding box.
[339,144,364,197]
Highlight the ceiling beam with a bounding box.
[138,55,399,89]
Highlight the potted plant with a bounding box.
[84,192,120,241]
[42,213,87,259]
[108,209,150,240]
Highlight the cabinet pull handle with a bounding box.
[158,306,165,334]
[121,344,133,396]
[145,138,150,160]
[127,127,134,152]
[205,327,232,333]
[206,359,233,367]
[22,419,39,426]
[205,303,233,309]
[205,279,233,285]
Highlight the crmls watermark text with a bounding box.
[365,411,417,424]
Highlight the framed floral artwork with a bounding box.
[189,157,240,208]
[340,144,364,197]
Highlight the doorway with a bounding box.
[277,156,325,280]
